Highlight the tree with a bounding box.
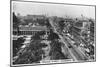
[13,12,20,35]
[49,40,66,60]
[13,40,47,64]
[13,37,25,57]
[48,29,59,40]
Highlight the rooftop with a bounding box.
[19,26,49,31]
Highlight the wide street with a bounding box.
[49,18,89,62]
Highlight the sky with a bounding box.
[12,1,95,19]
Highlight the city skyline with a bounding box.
[12,1,95,19]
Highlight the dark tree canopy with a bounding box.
[13,12,20,29]
[48,30,59,40]
[13,12,18,23]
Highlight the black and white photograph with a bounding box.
[11,0,96,66]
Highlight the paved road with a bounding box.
[49,18,89,61]
[63,35,88,61]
